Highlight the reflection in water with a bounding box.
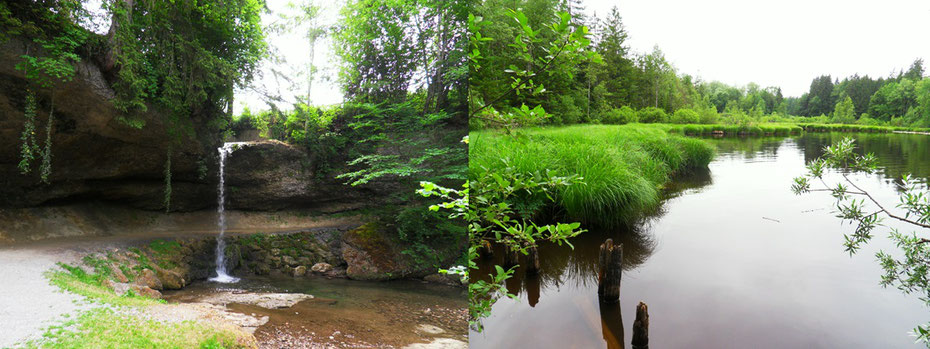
[797,132,930,188]
[471,133,930,349]
[599,301,624,349]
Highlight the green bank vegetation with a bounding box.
[470,125,713,226]
[22,308,245,349]
[27,244,249,349]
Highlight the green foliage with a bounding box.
[793,138,930,345]
[418,169,585,331]
[395,204,467,267]
[18,91,39,174]
[106,0,267,128]
[603,106,637,124]
[335,101,466,187]
[24,308,244,349]
[470,125,714,227]
[636,107,668,123]
[469,5,596,128]
[335,0,467,113]
[832,96,857,124]
[670,108,700,124]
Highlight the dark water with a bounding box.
[470,132,930,348]
[165,276,467,346]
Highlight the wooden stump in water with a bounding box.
[631,302,649,349]
[525,245,540,274]
[597,238,623,303]
[503,246,519,269]
[478,239,493,258]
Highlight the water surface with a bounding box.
[166,276,468,347]
[471,132,930,348]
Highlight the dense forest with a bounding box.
[230,0,470,269]
[471,0,930,128]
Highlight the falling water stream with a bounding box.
[208,142,248,283]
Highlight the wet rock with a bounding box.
[109,264,129,283]
[293,266,307,277]
[415,324,446,335]
[255,263,271,275]
[155,267,186,290]
[282,255,298,267]
[402,338,467,349]
[134,269,164,291]
[198,292,313,309]
[103,279,130,295]
[423,274,462,287]
[130,285,163,299]
[311,262,333,274]
[342,223,427,281]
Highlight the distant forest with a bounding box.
[471,0,930,127]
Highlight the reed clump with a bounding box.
[470,124,715,227]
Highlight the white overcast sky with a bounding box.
[582,0,930,97]
[235,0,344,113]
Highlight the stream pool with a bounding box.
[471,132,930,348]
[165,275,468,347]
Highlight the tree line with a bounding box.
[471,0,930,128]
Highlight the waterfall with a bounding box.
[208,142,248,283]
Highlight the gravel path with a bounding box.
[0,244,86,348]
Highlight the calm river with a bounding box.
[471,132,930,348]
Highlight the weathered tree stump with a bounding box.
[631,302,649,349]
[478,239,493,258]
[525,245,540,274]
[597,238,623,303]
[503,246,520,269]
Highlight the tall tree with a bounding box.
[802,75,835,116]
[595,6,634,108]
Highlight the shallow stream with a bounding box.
[165,276,468,347]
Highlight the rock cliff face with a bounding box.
[221,141,371,210]
[0,39,370,212]
[0,39,216,211]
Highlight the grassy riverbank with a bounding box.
[470,124,715,226]
[21,246,252,349]
[662,123,803,136]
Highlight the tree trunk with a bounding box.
[103,0,134,75]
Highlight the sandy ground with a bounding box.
[0,244,86,348]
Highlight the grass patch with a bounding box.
[46,263,161,307]
[470,124,715,226]
[147,239,182,269]
[32,260,251,348]
[796,123,930,133]
[663,123,803,136]
[22,308,244,349]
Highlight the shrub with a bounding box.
[697,106,719,124]
[603,106,638,124]
[395,205,467,267]
[637,107,668,123]
[670,108,700,124]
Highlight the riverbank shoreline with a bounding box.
[1,224,467,348]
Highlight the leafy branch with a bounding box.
[793,137,930,345]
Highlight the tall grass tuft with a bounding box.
[470,124,715,227]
